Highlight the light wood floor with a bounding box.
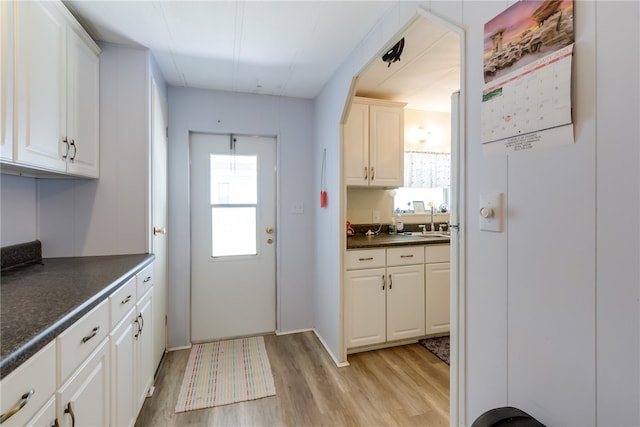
[135,331,449,427]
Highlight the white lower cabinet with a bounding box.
[110,267,155,427]
[345,267,387,347]
[57,339,110,427]
[386,264,426,341]
[425,245,451,335]
[0,261,155,427]
[345,246,425,349]
[135,289,154,413]
[110,308,137,427]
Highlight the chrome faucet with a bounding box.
[430,205,436,232]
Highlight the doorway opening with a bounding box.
[340,8,466,425]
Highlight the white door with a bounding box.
[150,79,168,369]
[190,133,276,342]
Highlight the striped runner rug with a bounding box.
[175,336,276,413]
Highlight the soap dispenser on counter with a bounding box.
[395,215,404,234]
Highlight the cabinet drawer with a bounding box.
[345,249,385,270]
[136,263,154,298]
[109,276,136,329]
[425,244,450,263]
[0,341,56,427]
[386,246,424,266]
[57,299,109,385]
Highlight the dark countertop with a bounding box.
[347,233,450,249]
[0,253,154,379]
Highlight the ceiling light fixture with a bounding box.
[417,127,429,143]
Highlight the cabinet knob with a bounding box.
[0,389,35,424]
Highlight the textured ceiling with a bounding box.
[65,1,460,111]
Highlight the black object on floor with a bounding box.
[471,406,546,427]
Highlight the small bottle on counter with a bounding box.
[396,215,404,233]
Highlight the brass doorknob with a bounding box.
[266,226,274,234]
[267,238,274,244]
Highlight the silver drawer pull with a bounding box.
[81,326,100,343]
[143,276,151,283]
[358,257,374,261]
[0,389,35,424]
[400,254,414,258]
[121,295,132,305]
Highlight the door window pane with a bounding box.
[210,155,257,204]
[211,207,256,257]
[210,154,259,258]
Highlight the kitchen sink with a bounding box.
[418,233,450,239]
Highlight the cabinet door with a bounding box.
[343,102,369,186]
[57,339,110,427]
[0,0,13,161]
[14,1,66,172]
[425,262,450,334]
[66,26,99,178]
[369,104,403,187]
[135,289,154,413]
[110,311,137,427]
[345,267,386,348]
[386,264,425,341]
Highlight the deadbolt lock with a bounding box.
[266,226,274,234]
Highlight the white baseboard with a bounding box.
[313,329,350,368]
[275,328,313,336]
[167,344,192,352]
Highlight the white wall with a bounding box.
[166,87,315,349]
[37,43,151,258]
[314,1,640,425]
[0,174,37,246]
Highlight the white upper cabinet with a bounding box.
[65,25,100,177]
[344,97,405,187]
[0,0,14,162]
[11,0,100,178]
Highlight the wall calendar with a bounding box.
[481,0,574,155]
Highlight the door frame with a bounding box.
[339,7,467,425]
[187,132,280,340]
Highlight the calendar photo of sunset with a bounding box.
[483,0,574,83]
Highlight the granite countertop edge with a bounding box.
[346,234,450,249]
[0,254,155,379]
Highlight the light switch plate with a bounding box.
[372,210,381,223]
[291,201,304,214]
[479,193,503,232]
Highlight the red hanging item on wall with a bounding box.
[320,149,328,208]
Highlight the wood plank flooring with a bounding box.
[135,331,449,427]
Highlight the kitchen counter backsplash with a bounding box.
[1,240,43,272]
[349,222,448,236]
